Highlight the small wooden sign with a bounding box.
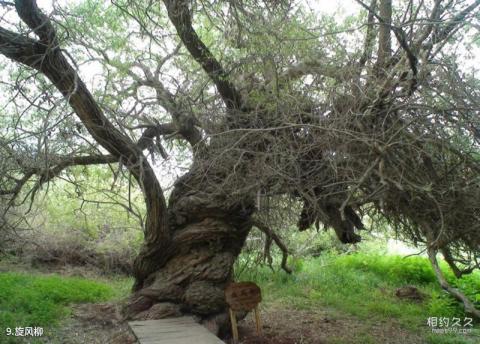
[225,281,262,344]
[225,281,262,311]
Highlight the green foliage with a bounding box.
[39,166,145,236]
[237,253,480,338]
[427,289,463,319]
[10,165,147,274]
[64,0,130,53]
[334,254,437,285]
[449,274,480,309]
[0,272,118,343]
[287,256,305,273]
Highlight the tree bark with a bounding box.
[126,171,254,334]
[377,0,392,69]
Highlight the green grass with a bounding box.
[0,271,131,343]
[1,253,479,343]
[237,253,480,343]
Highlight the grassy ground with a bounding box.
[0,253,479,343]
[237,253,480,344]
[0,267,132,344]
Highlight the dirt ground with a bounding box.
[46,302,427,344]
[46,303,137,344]
[225,304,425,344]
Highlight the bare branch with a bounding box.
[428,248,480,318]
[280,60,346,82]
[431,0,480,46]
[162,0,243,110]
[356,0,420,96]
[0,1,14,7]
[15,0,57,44]
[441,248,475,279]
[358,0,377,69]
[253,220,292,274]
[376,0,392,69]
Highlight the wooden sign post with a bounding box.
[225,281,262,344]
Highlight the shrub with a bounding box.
[12,225,142,275]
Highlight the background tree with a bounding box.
[0,0,479,331]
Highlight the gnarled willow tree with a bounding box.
[1,0,480,331]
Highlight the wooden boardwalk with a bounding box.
[128,316,225,344]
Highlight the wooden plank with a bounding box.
[129,316,225,344]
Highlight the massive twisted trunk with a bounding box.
[127,171,254,333]
[125,1,256,324]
